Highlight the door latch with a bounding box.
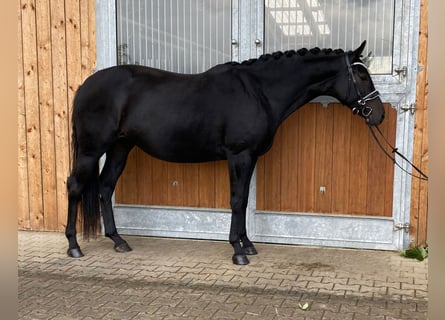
[399,104,416,114]
[394,66,407,79]
[394,222,410,232]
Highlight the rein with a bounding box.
[368,124,428,181]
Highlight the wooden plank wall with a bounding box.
[410,0,428,246]
[18,0,96,231]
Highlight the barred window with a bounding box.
[116,0,232,74]
[265,0,395,74]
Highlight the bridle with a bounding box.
[343,55,428,181]
[345,54,380,118]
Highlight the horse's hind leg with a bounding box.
[66,175,84,257]
[227,151,258,265]
[66,155,100,258]
[99,141,133,252]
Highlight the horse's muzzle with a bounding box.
[366,110,385,126]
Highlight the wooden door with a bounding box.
[256,103,396,217]
[116,157,230,209]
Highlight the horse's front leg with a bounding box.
[227,151,258,265]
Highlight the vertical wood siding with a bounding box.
[410,0,428,246]
[18,0,96,231]
[115,154,231,209]
[256,103,396,216]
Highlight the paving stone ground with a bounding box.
[18,231,428,319]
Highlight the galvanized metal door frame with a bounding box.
[95,0,420,250]
[389,0,421,249]
[234,0,420,251]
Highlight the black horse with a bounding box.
[66,41,384,265]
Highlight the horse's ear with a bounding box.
[362,51,374,68]
[352,40,367,62]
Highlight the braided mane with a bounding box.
[227,46,346,66]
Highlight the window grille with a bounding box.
[265,0,395,74]
[116,0,232,74]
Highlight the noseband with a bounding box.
[345,54,380,117]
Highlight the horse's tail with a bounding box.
[71,100,101,240]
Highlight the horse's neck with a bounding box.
[243,55,343,124]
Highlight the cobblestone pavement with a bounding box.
[18,231,428,319]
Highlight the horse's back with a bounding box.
[72,64,274,161]
[72,65,173,132]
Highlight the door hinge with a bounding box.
[417,64,425,73]
[394,222,410,232]
[399,103,416,114]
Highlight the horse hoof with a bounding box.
[232,254,249,265]
[244,246,258,255]
[114,242,132,253]
[67,248,84,258]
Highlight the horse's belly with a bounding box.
[138,145,226,163]
[133,131,226,163]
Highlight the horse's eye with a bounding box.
[357,70,369,81]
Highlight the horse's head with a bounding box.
[336,41,385,126]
